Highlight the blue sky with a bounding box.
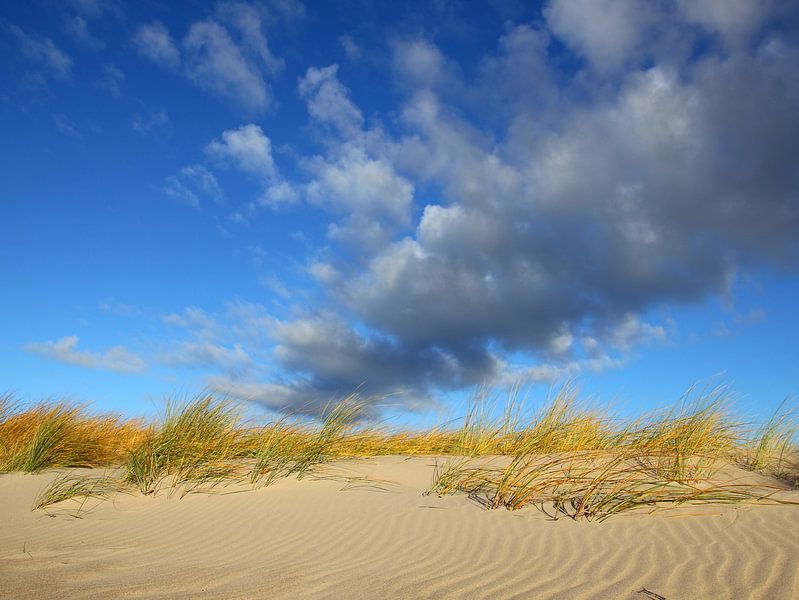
[1,0,798,424]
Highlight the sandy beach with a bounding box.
[2,456,798,599]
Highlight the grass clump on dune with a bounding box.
[429,385,798,519]
[33,472,131,514]
[250,395,366,486]
[123,395,245,495]
[429,451,792,521]
[628,384,739,481]
[741,398,798,477]
[513,386,616,454]
[0,394,145,473]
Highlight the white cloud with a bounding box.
[261,180,299,207]
[8,25,73,80]
[544,0,658,72]
[298,65,364,136]
[162,306,221,341]
[305,147,413,223]
[183,20,271,111]
[134,6,281,111]
[392,39,454,89]
[179,164,224,202]
[206,376,298,411]
[603,315,667,351]
[163,176,200,208]
[215,1,284,74]
[133,22,180,69]
[676,0,778,47]
[98,298,141,316]
[162,163,223,208]
[205,124,276,180]
[25,336,145,373]
[160,341,252,375]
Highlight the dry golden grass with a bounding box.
[0,394,146,473]
[2,385,796,519]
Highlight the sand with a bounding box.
[2,456,798,599]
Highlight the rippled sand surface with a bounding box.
[2,457,798,599]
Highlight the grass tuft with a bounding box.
[741,398,798,475]
[123,395,245,495]
[33,472,131,514]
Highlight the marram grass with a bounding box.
[1,386,796,519]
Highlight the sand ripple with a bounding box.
[1,458,798,599]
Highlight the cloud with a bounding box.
[62,15,105,49]
[206,123,277,180]
[206,377,306,412]
[133,22,180,69]
[294,66,414,249]
[298,65,364,137]
[676,0,779,47]
[124,6,799,417]
[8,25,73,80]
[162,306,222,342]
[162,164,223,208]
[163,177,200,208]
[544,0,658,72]
[133,3,282,111]
[339,35,361,60]
[242,10,799,414]
[392,39,458,90]
[305,148,413,231]
[159,341,252,375]
[99,65,124,97]
[735,308,767,326]
[544,0,787,73]
[132,107,171,136]
[181,164,224,200]
[68,0,123,19]
[25,336,145,373]
[54,114,81,138]
[214,1,284,74]
[183,20,270,111]
[98,298,141,316]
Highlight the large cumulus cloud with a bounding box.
[211,1,799,413]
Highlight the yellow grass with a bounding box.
[0,394,146,473]
[1,385,796,519]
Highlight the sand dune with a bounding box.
[2,457,798,599]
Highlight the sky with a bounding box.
[1,0,798,424]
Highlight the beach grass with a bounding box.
[0,394,145,473]
[33,472,131,514]
[3,385,796,519]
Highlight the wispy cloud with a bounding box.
[98,65,124,97]
[8,25,73,80]
[132,22,180,69]
[132,2,284,111]
[162,164,223,208]
[132,107,171,136]
[25,336,146,373]
[62,15,105,50]
[159,341,252,375]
